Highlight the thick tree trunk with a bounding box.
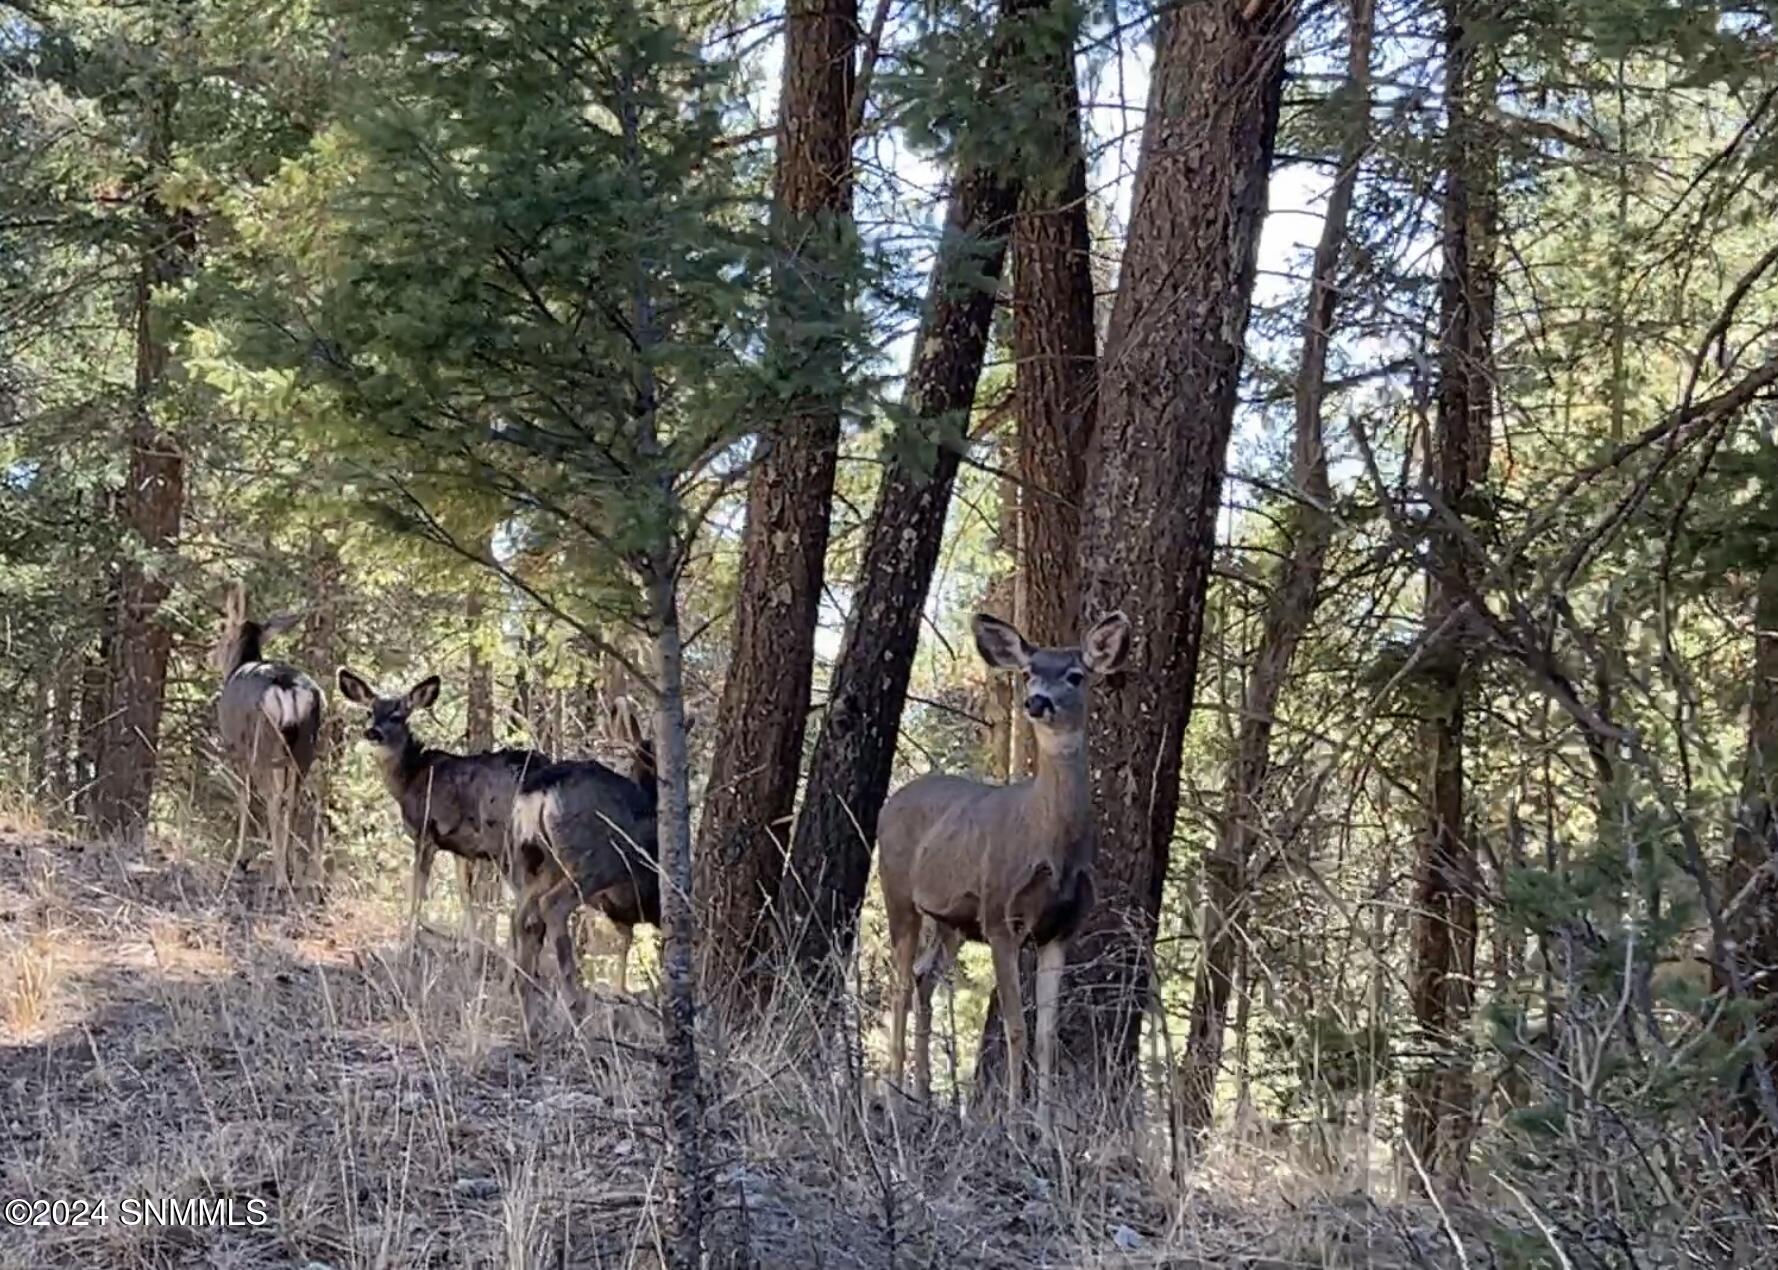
[1011,6,1095,647]
[92,78,193,842]
[1059,0,1292,1088]
[1175,0,1373,1141]
[1404,0,1496,1180]
[696,0,856,1005]
[976,0,1097,1095]
[780,25,1025,979]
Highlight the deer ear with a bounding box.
[1081,611,1131,676]
[972,613,1031,671]
[406,675,441,712]
[337,667,376,707]
[260,610,303,640]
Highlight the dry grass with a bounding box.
[1,828,1487,1268]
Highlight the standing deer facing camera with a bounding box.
[336,669,551,942]
[215,585,325,890]
[878,610,1130,1124]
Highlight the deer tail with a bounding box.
[260,681,321,739]
[510,785,553,855]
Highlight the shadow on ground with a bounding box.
[1,830,1478,1269]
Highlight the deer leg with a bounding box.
[886,907,921,1096]
[457,857,481,940]
[512,886,546,1041]
[612,921,633,995]
[233,775,252,872]
[913,925,960,1103]
[543,882,584,1018]
[1035,939,1067,1129]
[989,933,1028,1115]
[409,833,438,945]
[268,766,292,893]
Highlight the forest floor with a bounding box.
[0,824,1491,1268]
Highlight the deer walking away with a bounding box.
[508,698,661,1032]
[878,610,1130,1125]
[214,584,325,891]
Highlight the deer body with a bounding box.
[878,611,1128,1123]
[508,701,659,1026]
[338,670,548,940]
[215,588,324,890]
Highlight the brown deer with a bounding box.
[336,668,550,941]
[508,699,660,1031]
[215,585,325,890]
[878,610,1130,1123]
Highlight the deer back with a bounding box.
[511,757,659,922]
[392,747,550,864]
[880,768,1090,938]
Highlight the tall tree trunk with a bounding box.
[780,11,1027,980]
[649,569,703,1270]
[696,0,856,1006]
[983,463,1019,782]
[1175,0,1373,1141]
[1011,3,1095,647]
[77,618,112,822]
[976,0,1097,1095]
[48,650,78,815]
[297,543,343,884]
[1059,0,1293,1088]
[93,76,193,841]
[1723,558,1778,1178]
[466,589,496,752]
[462,572,502,918]
[1404,0,1496,1180]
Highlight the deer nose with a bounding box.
[1024,693,1053,719]
[363,727,381,743]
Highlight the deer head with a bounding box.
[215,582,305,676]
[337,669,440,758]
[972,610,1130,751]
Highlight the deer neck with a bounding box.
[1028,728,1091,847]
[380,735,427,796]
[221,625,265,678]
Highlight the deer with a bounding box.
[214,584,325,891]
[877,609,1130,1125]
[335,668,551,942]
[508,698,661,1031]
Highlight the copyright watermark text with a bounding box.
[4,1196,271,1229]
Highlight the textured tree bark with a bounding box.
[1058,0,1292,1089]
[93,76,193,842]
[1404,0,1496,1180]
[780,24,1025,979]
[976,0,1097,1096]
[696,0,856,1007]
[295,543,344,886]
[1722,559,1778,1178]
[1175,0,1373,1141]
[466,590,496,753]
[1011,4,1095,649]
[461,571,503,922]
[649,568,703,1270]
[48,651,78,814]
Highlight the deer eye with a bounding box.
[1065,670,1085,687]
